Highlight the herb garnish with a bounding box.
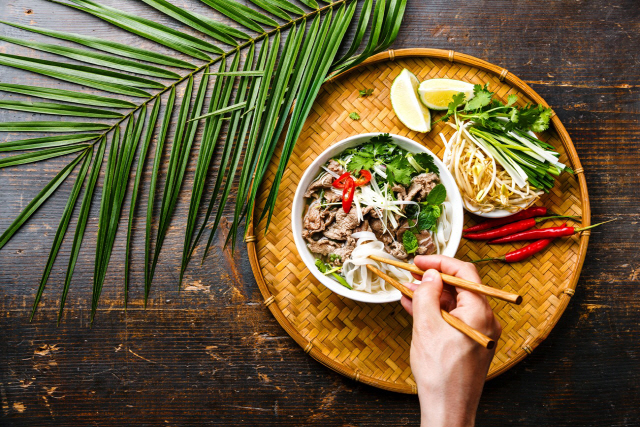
[434,83,553,133]
[315,259,352,289]
[359,88,374,97]
[349,112,361,120]
[343,133,439,186]
[402,183,447,254]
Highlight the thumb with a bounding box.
[412,269,444,323]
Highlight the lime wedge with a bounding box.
[418,78,475,110]
[390,69,431,133]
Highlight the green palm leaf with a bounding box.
[140,0,243,45]
[0,144,92,169]
[0,54,155,97]
[0,121,110,132]
[0,21,196,69]
[60,0,219,59]
[199,0,277,32]
[0,134,101,152]
[125,99,161,307]
[0,100,123,119]
[179,55,237,284]
[248,0,292,21]
[262,0,305,16]
[144,89,174,301]
[31,147,93,321]
[58,137,107,324]
[0,83,135,109]
[0,0,407,322]
[298,0,320,9]
[0,152,86,250]
[0,35,181,80]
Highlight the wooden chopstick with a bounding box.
[368,255,522,305]
[366,264,496,350]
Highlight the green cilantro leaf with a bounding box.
[359,88,374,97]
[426,183,447,205]
[369,133,393,144]
[413,153,439,174]
[315,259,329,273]
[403,230,418,254]
[347,153,375,173]
[349,112,360,120]
[506,94,518,107]
[530,106,553,132]
[465,83,493,111]
[432,92,466,125]
[386,155,414,186]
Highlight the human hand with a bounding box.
[401,255,502,427]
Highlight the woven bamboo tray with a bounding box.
[246,48,590,393]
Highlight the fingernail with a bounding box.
[423,269,438,282]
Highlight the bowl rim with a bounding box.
[291,132,464,304]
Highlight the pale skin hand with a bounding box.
[401,255,502,427]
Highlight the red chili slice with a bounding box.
[332,172,352,189]
[342,177,355,213]
[353,169,372,186]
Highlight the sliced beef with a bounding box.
[386,241,409,260]
[415,230,436,255]
[307,238,341,256]
[304,173,334,198]
[354,219,371,233]
[332,237,356,266]
[396,220,436,256]
[323,191,341,204]
[395,219,411,242]
[370,218,394,246]
[370,215,401,235]
[391,184,407,201]
[326,159,345,176]
[302,200,335,240]
[323,209,360,241]
[406,172,439,202]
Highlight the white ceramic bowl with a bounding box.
[291,133,464,304]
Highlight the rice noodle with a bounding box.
[434,201,453,254]
[342,234,417,293]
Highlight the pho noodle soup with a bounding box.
[302,134,453,295]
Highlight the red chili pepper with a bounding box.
[353,170,372,186]
[472,223,566,263]
[332,172,352,189]
[342,177,355,213]
[487,219,615,244]
[463,215,580,240]
[463,206,548,233]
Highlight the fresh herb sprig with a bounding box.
[342,133,439,186]
[315,259,352,289]
[403,183,447,254]
[434,84,553,133]
[433,85,570,193]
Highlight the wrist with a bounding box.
[418,383,477,427]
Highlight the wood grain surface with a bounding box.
[1,0,638,426]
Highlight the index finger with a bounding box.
[414,255,482,284]
[416,255,492,318]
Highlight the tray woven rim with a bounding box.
[246,48,591,393]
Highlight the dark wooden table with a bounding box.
[1,1,639,425]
